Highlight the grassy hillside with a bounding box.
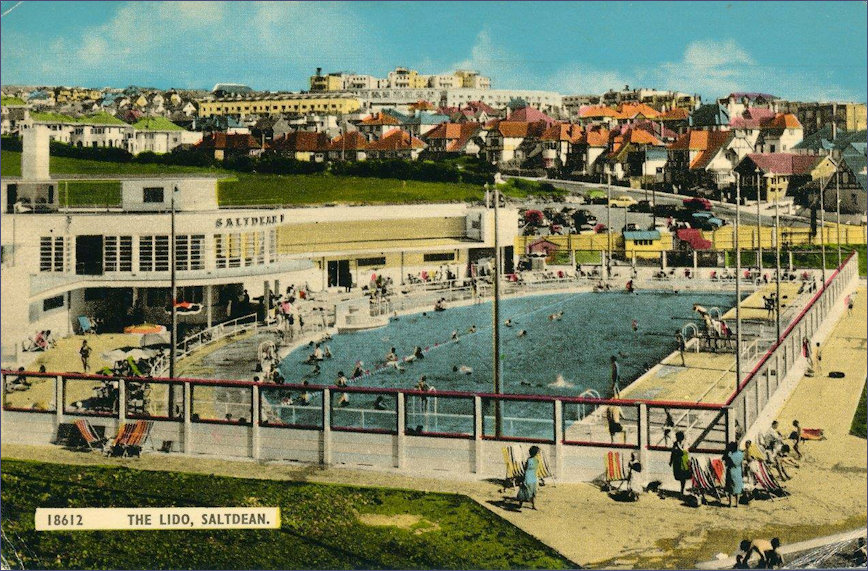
[0,459,574,570]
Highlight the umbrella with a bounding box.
[103,348,156,363]
[140,332,171,347]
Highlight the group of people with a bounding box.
[669,418,814,507]
[22,330,55,352]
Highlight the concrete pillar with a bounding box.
[55,375,64,428]
[473,396,483,474]
[754,375,761,421]
[252,385,260,460]
[400,251,405,285]
[765,367,772,402]
[183,381,192,454]
[263,280,271,314]
[206,285,213,328]
[321,257,327,291]
[118,379,127,424]
[274,280,280,299]
[661,250,667,269]
[637,403,649,488]
[788,251,793,271]
[396,392,406,469]
[692,251,698,270]
[553,400,564,479]
[322,388,332,465]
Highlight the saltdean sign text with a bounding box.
[216,214,285,229]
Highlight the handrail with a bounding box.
[176,312,258,360]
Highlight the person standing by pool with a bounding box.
[515,446,540,510]
[675,331,687,366]
[610,355,621,398]
[724,441,745,508]
[669,431,690,498]
[79,340,91,372]
[814,342,822,376]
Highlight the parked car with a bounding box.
[653,203,680,218]
[586,189,608,204]
[610,195,638,208]
[572,209,598,226]
[621,223,639,232]
[628,199,652,213]
[683,197,713,211]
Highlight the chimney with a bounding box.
[316,67,322,77]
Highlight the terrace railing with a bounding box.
[176,313,259,360]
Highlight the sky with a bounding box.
[1,1,866,102]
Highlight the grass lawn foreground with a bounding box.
[0,459,574,570]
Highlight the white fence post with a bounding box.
[55,375,64,427]
[474,396,483,474]
[554,399,564,478]
[322,388,332,466]
[118,379,126,424]
[396,392,406,469]
[183,381,192,454]
[637,403,648,488]
[252,384,260,460]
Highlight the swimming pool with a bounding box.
[278,290,736,398]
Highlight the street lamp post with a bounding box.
[756,168,763,275]
[735,173,742,391]
[654,166,662,229]
[169,186,178,379]
[774,187,781,340]
[607,172,612,277]
[491,182,503,437]
[835,160,842,266]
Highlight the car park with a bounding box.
[628,199,652,213]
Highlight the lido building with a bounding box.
[1,127,517,365]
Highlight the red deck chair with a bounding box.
[105,423,134,456]
[604,451,628,491]
[750,460,789,500]
[122,420,154,457]
[689,457,721,503]
[73,419,107,452]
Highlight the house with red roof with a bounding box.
[422,122,484,158]
[605,128,667,183]
[576,105,623,127]
[195,132,262,160]
[718,92,780,119]
[365,128,426,160]
[734,152,834,203]
[569,125,612,177]
[667,130,736,192]
[355,112,402,141]
[539,123,583,170]
[483,119,549,165]
[506,106,557,125]
[326,130,369,162]
[268,130,330,162]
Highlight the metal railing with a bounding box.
[176,313,258,360]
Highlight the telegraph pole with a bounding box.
[735,173,742,391]
[607,172,612,277]
[492,182,503,437]
[774,190,781,340]
[169,186,178,379]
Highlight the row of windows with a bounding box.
[39,237,65,272]
[214,230,277,269]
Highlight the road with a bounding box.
[511,175,864,229]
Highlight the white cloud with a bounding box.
[449,29,538,88]
[547,66,633,96]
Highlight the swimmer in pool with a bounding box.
[517,329,528,337]
[468,325,477,333]
[505,319,513,327]
[631,319,638,332]
[451,330,459,341]
[453,365,473,375]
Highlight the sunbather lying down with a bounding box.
[799,428,825,440]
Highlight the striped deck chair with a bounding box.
[105,423,134,457]
[501,446,526,490]
[801,428,826,441]
[536,450,552,483]
[688,457,721,503]
[749,460,789,500]
[73,419,107,452]
[603,451,628,491]
[122,420,154,457]
[708,458,726,489]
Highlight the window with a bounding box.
[139,235,169,271]
[357,256,386,267]
[104,236,132,272]
[423,252,456,262]
[43,295,64,311]
[143,187,164,203]
[39,237,65,272]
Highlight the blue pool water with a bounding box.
[279,290,736,398]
